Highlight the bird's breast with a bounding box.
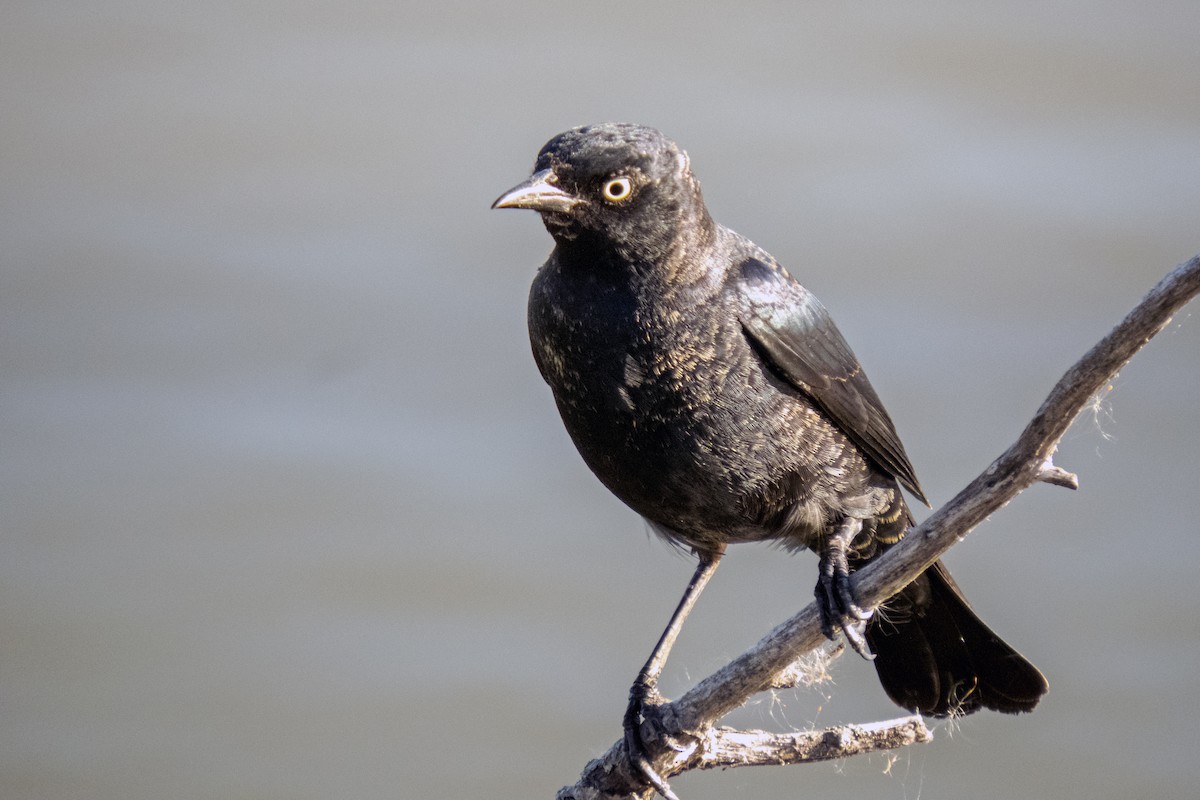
[528,264,787,535]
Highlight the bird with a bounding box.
[493,123,1046,798]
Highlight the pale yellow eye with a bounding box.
[602,177,633,202]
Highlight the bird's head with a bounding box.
[493,123,712,264]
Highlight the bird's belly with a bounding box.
[547,354,837,549]
[528,277,865,551]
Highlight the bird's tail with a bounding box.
[865,559,1048,717]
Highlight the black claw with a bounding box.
[816,581,839,640]
[624,683,681,800]
[815,536,876,661]
[842,617,875,660]
[835,570,865,620]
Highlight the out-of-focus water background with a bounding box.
[3,2,1199,798]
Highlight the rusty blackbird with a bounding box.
[494,123,1046,798]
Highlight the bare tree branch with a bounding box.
[558,254,1200,800]
[557,715,930,800]
[696,716,931,771]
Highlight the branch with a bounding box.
[696,716,931,771]
[559,713,931,800]
[558,254,1200,800]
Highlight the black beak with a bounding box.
[492,169,582,213]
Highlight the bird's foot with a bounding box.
[816,541,875,660]
[623,680,682,800]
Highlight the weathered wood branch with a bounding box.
[696,716,931,771]
[558,254,1200,800]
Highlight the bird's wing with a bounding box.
[737,257,929,506]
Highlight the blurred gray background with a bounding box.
[3,2,1199,799]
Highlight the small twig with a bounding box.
[558,254,1200,800]
[556,718,930,800]
[697,716,931,770]
[1037,458,1079,490]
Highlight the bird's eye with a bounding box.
[601,177,634,202]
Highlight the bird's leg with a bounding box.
[815,517,875,659]
[624,547,724,800]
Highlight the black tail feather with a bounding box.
[865,560,1047,717]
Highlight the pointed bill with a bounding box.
[491,169,583,213]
